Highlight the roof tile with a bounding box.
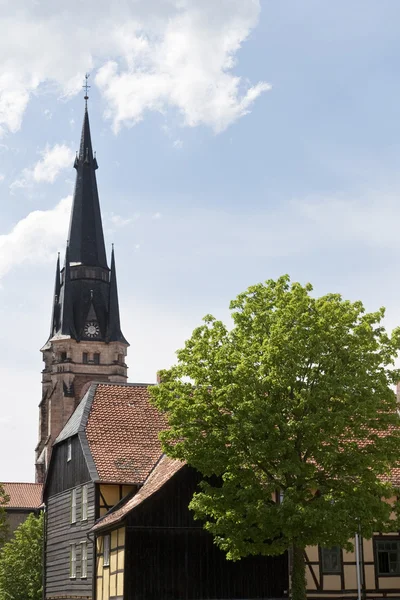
[85,383,167,484]
[92,455,185,531]
[3,483,42,509]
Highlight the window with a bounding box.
[81,541,87,578]
[118,353,124,363]
[67,439,72,462]
[82,352,88,364]
[93,353,100,365]
[376,540,400,575]
[70,544,77,579]
[71,488,77,524]
[321,546,342,573]
[103,534,110,567]
[60,351,67,361]
[81,485,88,521]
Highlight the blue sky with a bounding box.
[1,0,400,480]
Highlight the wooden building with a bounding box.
[92,455,289,600]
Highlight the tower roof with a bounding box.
[67,106,107,268]
[44,96,128,346]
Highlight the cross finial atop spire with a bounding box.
[83,73,91,109]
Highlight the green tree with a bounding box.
[0,485,9,546]
[0,512,43,600]
[151,276,400,600]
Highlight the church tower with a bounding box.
[35,96,129,483]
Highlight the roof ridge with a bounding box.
[95,381,156,387]
[2,482,42,486]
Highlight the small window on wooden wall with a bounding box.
[70,544,76,579]
[376,540,400,575]
[321,546,342,573]
[67,439,72,462]
[81,485,88,521]
[71,488,77,524]
[81,541,87,578]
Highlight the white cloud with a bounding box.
[11,143,75,191]
[173,139,183,149]
[0,174,5,182]
[152,212,162,219]
[110,214,132,228]
[0,196,71,279]
[0,0,268,135]
[32,144,75,183]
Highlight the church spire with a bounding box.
[107,246,129,344]
[49,253,61,337]
[59,244,76,339]
[67,95,107,268]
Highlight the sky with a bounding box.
[1,0,400,481]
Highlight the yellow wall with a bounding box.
[305,532,400,599]
[96,527,125,600]
[98,484,134,517]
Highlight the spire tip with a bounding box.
[83,73,91,109]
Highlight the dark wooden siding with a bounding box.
[125,467,288,599]
[46,435,91,498]
[45,483,95,599]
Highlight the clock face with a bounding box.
[84,321,100,339]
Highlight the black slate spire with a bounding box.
[49,253,61,337]
[59,245,76,338]
[67,105,107,268]
[43,95,128,347]
[107,246,129,344]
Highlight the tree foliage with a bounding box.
[0,485,9,547]
[151,276,400,600]
[0,512,43,600]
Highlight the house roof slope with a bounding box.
[3,483,43,509]
[92,455,185,531]
[85,383,168,484]
[55,384,96,444]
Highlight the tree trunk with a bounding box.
[291,543,307,600]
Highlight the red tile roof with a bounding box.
[92,455,185,531]
[3,483,42,509]
[85,383,167,484]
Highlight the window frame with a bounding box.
[375,539,400,576]
[103,534,110,567]
[71,488,77,524]
[320,546,342,574]
[82,352,88,364]
[70,544,77,579]
[81,484,88,522]
[80,541,88,579]
[93,352,100,365]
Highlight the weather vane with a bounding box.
[83,73,91,107]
